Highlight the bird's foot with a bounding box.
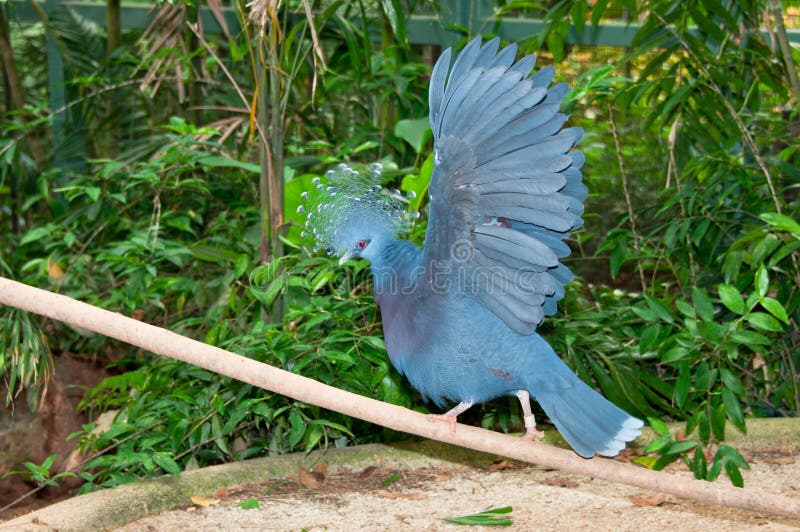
[427,413,459,433]
[521,408,544,440]
[523,425,545,440]
[427,400,474,434]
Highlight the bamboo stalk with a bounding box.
[0,276,798,520]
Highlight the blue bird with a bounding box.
[303,37,643,457]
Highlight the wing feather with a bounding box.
[423,37,585,334]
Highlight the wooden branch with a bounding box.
[0,276,798,520]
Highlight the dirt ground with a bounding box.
[118,446,800,531]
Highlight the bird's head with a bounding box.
[300,164,416,265]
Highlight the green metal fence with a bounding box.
[5,0,800,169]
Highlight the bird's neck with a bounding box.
[370,238,422,299]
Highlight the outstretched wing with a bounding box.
[422,37,586,335]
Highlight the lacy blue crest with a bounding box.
[299,163,418,256]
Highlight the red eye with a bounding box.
[357,240,367,249]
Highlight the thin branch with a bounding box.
[608,105,647,292]
[652,12,783,214]
[667,114,696,286]
[185,22,269,151]
[1,277,799,520]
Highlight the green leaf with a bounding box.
[190,244,239,263]
[85,186,101,202]
[644,296,675,323]
[721,388,745,433]
[717,284,744,315]
[691,287,714,322]
[707,454,723,482]
[660,344,689,363]
[237,498,260,509]
[692,445,708,480]
[442,506,513,526]
[730,330,771,346]
[754,265,769,298]
[234,254,250,279]
[720,368,743,394]
[710,402,726,441]
[303,422,323,453]
[647,417,670,437]
[746,312,783,332]
[196,154,260,173]
[21,226,53,245]
[665,440,699,455]
[674,363,690,410]
[382,472,401,486]
[759,212,800,235]
[571,1,586,34]
[591,0,608,27]
[152,452,181,475]
[378,0,408,45]
[401,153,432,212]
[42,454,57,470]
[676,300,695,317]
[644,436,670,454]
[639,324,661,353]
[394,117,431,154]
[288,410,306,448]
[759,297,789,324]
[724,460,744,488]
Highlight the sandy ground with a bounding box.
[3,422,799,531]
[116,448,800,531]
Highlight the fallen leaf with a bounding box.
[614,448,638,463]
[47,258,64,280]
[758,455,795,465]
[629,495,667,507]
[632,456,658,469]
[237,498,260,509]
[382,471,401,486]
[433,473,452,483]
[215,486,228,498]
[540,477,578,488]
[488,460,515,472]
[358,466,378,478]
[190,495,220,507]
[298,467,324,489]
[313,463,328,475]
[377,490,426,500]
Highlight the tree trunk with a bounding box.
[106,0,121,56]
[0,6,47,169]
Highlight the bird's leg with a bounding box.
[427,400,474,433]
[516,390,545,440]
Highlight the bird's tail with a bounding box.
[526,348,643,458]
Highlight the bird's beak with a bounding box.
[339,251,355,265]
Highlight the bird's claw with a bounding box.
[523,426,545,440]
[427,413,458,433]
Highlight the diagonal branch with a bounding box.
[0,277,798,520]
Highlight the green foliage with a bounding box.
[0,307,53,408]
[641,418,749,487]
[237,498,260,509]
[442,506,514,526]
[2,0,798,495]
[73,251,415,492]
[541,0,800,486]
[5,454,77,488]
